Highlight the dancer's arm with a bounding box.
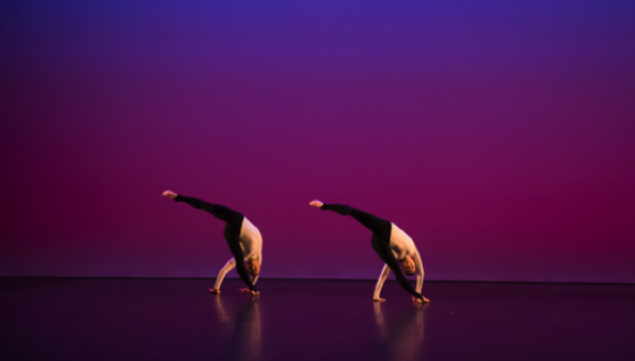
[413,252,424,294]
[373,264,390,302]
[211,258,236,292]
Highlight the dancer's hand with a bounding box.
[162,190,178,199]
[309,200,324,208]
[209,289,221,294]
[374,298,386,303]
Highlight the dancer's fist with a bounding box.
[163,190,177,199]
[309,200,324,208]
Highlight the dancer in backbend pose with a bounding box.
[309,200,428,303]
[163,190,261,295]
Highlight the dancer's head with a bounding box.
[246,259,260,276]
[401,257,416,276]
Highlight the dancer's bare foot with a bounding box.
[374,298,386,302]
[162,190,177,199]
[309,200,324,208]
[413,296,430,304]
[239,288,251,293]
[209,289,220,294]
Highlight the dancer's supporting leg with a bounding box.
[310,200,426,302]
[163,190,259,294]
[212,259,237,291]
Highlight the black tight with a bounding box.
[321,204,423,300]
[320,204,392,241]
[174,195,257,292]
[175,195,244,229]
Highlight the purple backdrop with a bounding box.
[1,0,634,282]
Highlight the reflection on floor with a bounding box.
[1,278,634,361]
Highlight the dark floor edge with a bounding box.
[1,275,634,286]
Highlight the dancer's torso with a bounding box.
[389,223,417,261]
[238,217,263,262]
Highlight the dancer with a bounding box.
[163,190,261,295]
[309,200,428,303]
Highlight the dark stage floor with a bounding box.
[1,278,634,361]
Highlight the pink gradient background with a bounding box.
[1,0,634,282]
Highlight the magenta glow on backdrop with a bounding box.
[1,0,634,282]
